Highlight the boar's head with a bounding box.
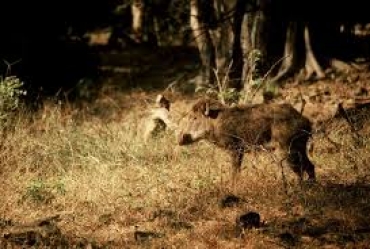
[177,98,224,145]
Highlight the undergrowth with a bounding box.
[0,85,369,248]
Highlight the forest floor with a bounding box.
[1,45,370,248]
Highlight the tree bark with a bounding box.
[241,9,254,88]
[272,21,326,83]
[190,0,216,86]
[270,21,300,83]
[240,0,273,96]
[304,24,325,80]
[252,2,269,76]
[131,0,145,43]
[227,0,246,91]
[131,0,158,46]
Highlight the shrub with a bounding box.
[0,76,26,127]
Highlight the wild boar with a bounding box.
[177,98,316,182]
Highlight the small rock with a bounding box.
[220,194,243,208]
[236,212,261,230]
[169,221,193,230]
[279,232,298,246]
[134,226,164,243]
[151,209,177,220]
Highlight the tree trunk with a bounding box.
[190,0,216,86]
[272,21,325,83]
[303,24,325,80]
[131,0,158,46]
[252,3,269,76]
[241,9,254,88]
[239,0,273,92]
[131,0,145,43]
[270,21,301,82]
[227,0,246,91]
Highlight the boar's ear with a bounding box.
[204,99,223,119]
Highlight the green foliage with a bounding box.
[241,49,282,103]
[245,49,263,85]
[196,84,241,106]
[0,76,26,125]
[196,49,266,105]
[243,49,265,100]
[22,179,66,204]
[259,81,279,104]
[24,180,50,203]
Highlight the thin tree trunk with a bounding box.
[228,0,245,91]
[272,21,327,83]
[131,0,158,46]
[190,0,216,86]
[241,12,254,90]
[252,9,268,75]
[271,21,299,83]
[131,0,145,43]
[242,0,271,93]
[304,24,325,80]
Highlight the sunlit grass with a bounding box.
[1,95,370,248]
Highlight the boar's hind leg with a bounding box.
[287,134,316,181]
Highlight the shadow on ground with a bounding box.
[261,181,370,247]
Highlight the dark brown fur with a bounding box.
[178,98,315,182]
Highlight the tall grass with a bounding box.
[1,88,370,248]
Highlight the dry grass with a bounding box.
[1,92,370,248]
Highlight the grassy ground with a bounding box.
[1,83,370,248]
[1,43,370,248]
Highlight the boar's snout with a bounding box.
[178,133,193,145]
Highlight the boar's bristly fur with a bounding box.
[178,98,315,183]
